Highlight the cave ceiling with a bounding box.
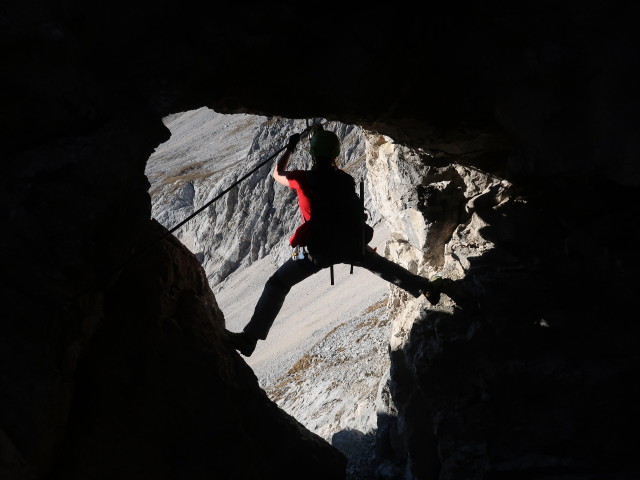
[5,2,638,184]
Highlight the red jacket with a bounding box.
[285,170,313,247]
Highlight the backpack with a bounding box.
[305,168,373,268]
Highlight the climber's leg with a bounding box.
[243,257,322,340]
[355,247,432,298]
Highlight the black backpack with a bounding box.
[305,168,373,268]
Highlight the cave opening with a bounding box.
[140,104,525,479]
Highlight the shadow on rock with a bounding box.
[332,428,378,480]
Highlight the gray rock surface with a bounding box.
[146,108,378,286]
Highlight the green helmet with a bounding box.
[309,130,340,159]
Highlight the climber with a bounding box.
[226,127,448,357]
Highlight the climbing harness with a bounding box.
[292,246,307,261]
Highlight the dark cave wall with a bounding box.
[2,83,168,476]
[2,1,639,479]
[383,176,640,479]
[49,221,346,480]
[5,2,639,176]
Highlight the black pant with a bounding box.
[243,248,428,340]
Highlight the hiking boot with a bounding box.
[225,330,258,357]
[420,277,450,305]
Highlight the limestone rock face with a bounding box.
[146,109,375,287]
[364,133,640,479]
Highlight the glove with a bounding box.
[286,133,301,152]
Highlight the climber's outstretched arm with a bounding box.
[273,133,301,187]
[273,150,291,187]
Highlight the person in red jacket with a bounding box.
[226,128,447,357]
